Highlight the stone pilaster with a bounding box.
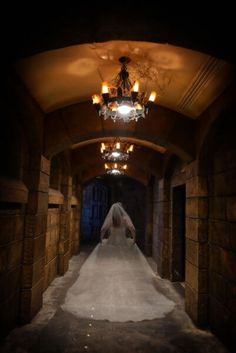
[153,177,171,278]
[20,155,50,323]
[185,160,209,326]
[145,180,154,256]
[58,171,72,275]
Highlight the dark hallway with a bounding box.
[0,5,236,353]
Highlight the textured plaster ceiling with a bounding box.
[15,40,233,118]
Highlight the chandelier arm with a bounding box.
[92,56,156,123]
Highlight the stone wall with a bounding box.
[44,206,60,291]
[0,204,25,337]
[69,202,80,256]
[206,114,236,351]
[0,104,30,336]
[152,178,170,278]
[184,160,209,326]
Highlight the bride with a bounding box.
[100,202,136,246]
[62,202,175,322]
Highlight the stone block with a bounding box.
[209,196,226,220]
[186,239,208,268]
[171,171,186,187]
[226,281,236,315]
[186,197,208,219]
[23,234,45,264]
[221,248,236,282]
[28,170,49,193]
[0,247,7,274]
[0,177,28,204]
[209,220,232,249]
[228,222,236,251]
[210,245,236,281]
[7,241,23,270]
[186,261,208,293]
[45,243,58,263]
[186,217,208,242]
[226,169,236,195]
[50,211,60,227]
[22,256,45,288]
[186,176,208,197]
[210,173,226,196]
[27,191,49,214]
[210,245,222,274]
[185,160,199,180]
[209,297,231,349]
[25,213,47,238]
[20,277,44,323]
[0,214,24,246]
[0,292,19,337]
[185,283,208,326]
[226,196,236,221]
[45,231,51,248]
[41,156,50,175]
[44,257,58,291]
[0,267,21,303]
[158,187,170,202]
[58,251,69,275]
[213,150,228,173]
[210,272,227,304]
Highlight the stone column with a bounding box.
[21,155,50,322]
[74,182,82,254]
[154,178,171,278]
[185,160,209,326]
[145,179,154,256]
[58,171,72,275]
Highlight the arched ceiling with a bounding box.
[71,137,167,154]
[71,142,164,178]
[15,40,233,118]
[4,5,235,183]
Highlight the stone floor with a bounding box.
[0,246,230,353]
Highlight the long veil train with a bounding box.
[62,203,175,321]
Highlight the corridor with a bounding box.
[1,4,236,353]
[0,247,229,353]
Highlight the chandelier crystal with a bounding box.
[100,138,134,162]
[104,163,127,175]
[92,56,156,123]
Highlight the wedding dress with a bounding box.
[61,203,175,321]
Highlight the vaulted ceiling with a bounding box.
[15,40,233,118]
[5,6,235,183]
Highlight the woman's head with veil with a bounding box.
[101,202,136,239]
[110,202,124,227]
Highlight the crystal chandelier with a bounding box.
[100,138,134,162]
[105,163,127,175]
[92,56,156,123]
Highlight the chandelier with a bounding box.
[105,163,127,175]
[92,56,156,123]
[100,138,134,162]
